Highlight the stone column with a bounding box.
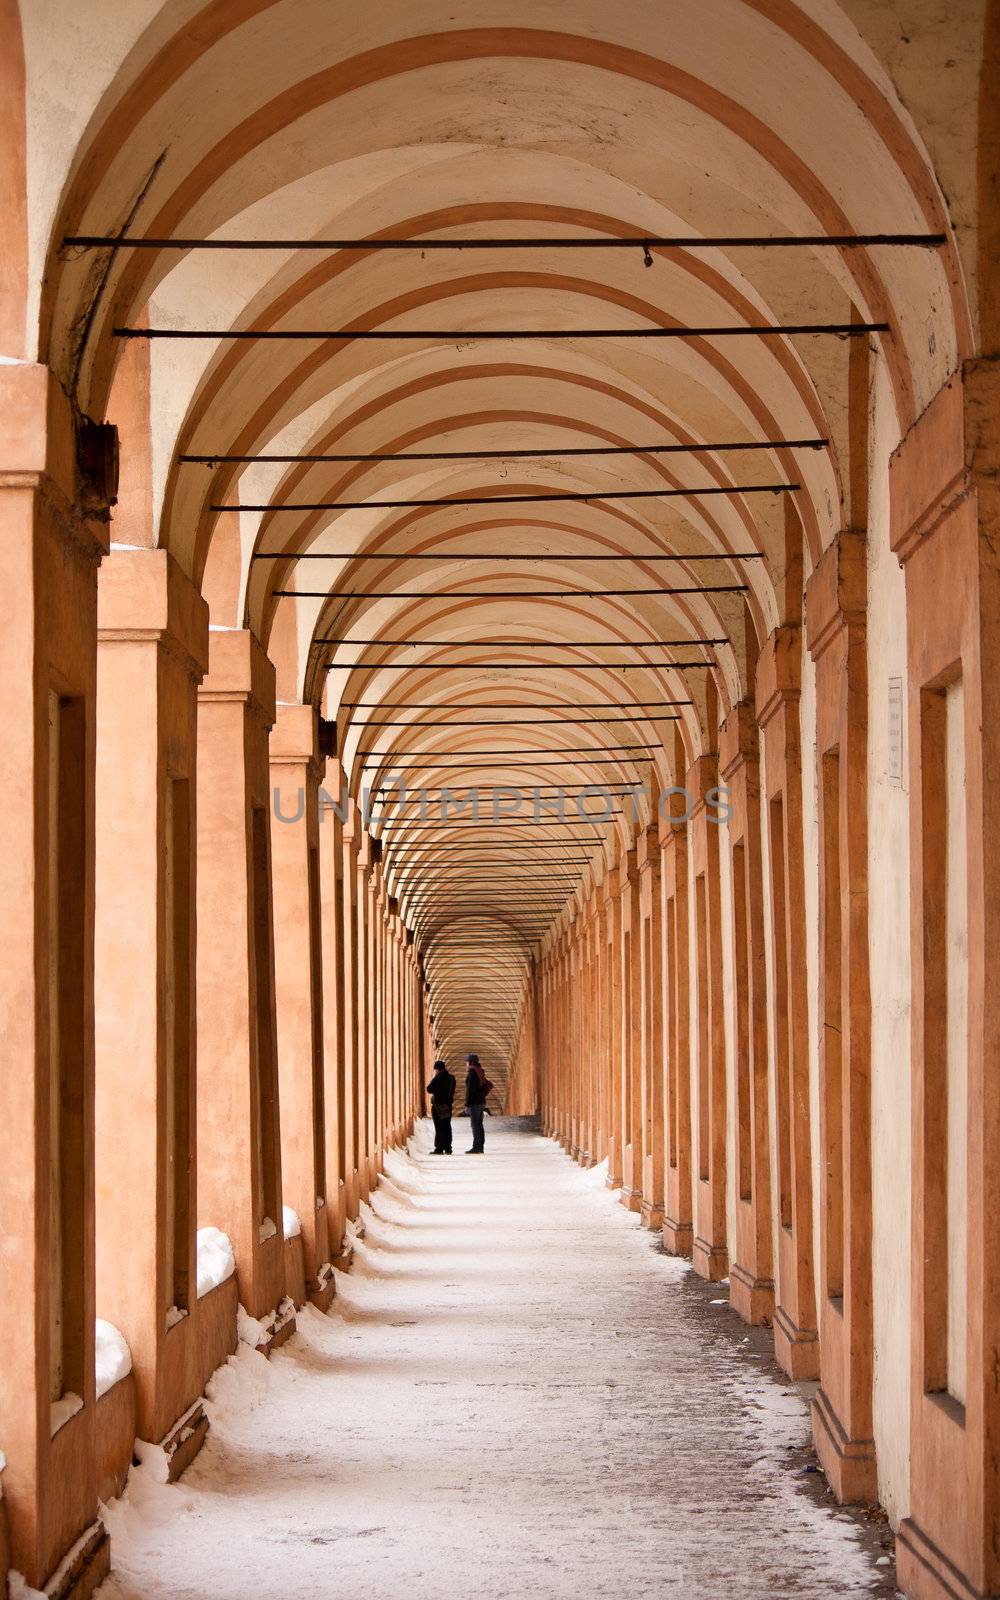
[756,625,818,1378]
[95,547,210,1460]
[367,863,383,1177]
[891,366,1000,1600]
[661,802,693,1257]
[604,876,624,1188]
[196,630,288,1339]
[553,944,565,1145]
[582,898,598,1165]
[340,806,361,1220]
[617,851,642,1212]
[551,945,564,1144]
[269,703,331,1309]
[569,933,582,1159]
[806,531,875,1501]
[0,365,111,1591]
[720,702,774,1325]
[689,756,729,1281]
[566,938,576,1152]
[356,835,374,1198]
[595,882,612,1169]
[386,910,395,1143]
[638,826,665,1229]
[318,764,349,1263]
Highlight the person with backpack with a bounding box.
[426,1059,457,1154]
[464,1053,493,1154]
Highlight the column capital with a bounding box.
[270,702,322,781]
[199,627,276,726]
[98,545,209,684]
[719,699,759,781]
[684,753,720,822]
[754,624,802,727]
[342,798,362,850]
[0,362,115,541]
[890,358,1000,565]
[805,530,867,660]
[636,824,660,876]
[615,848,638,895]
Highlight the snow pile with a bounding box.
[165,1306,187,1330]
[205,1337,278,1422]
[133,1437,171,1485]
[236,1304,270,1348]
[580,1156,610,1188]
[196,1227,235,1297]
[50,1392,83,1435]
[282,1204,301,1238]
[100,1437,199,1580]
[237,1297,294,1350]
[95,1319,132,1399]
[9,1570,47,1598]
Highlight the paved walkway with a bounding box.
[99,1120,895,1599]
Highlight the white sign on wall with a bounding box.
[888,676,904,787]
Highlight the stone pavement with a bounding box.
[98,1119,896,1600]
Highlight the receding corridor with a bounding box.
[100,1123,892,1600]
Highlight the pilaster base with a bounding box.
[620,1186,642,1215]
[811,1388,877,1504]
[161,1401,209,1484]
[45,1522,110,1600]
[308,1265,336,1312]
[259,1301,297,1357]
[662,1215,693,1257]
[773,1303,820,1379]
[693,1235,729,1282]
[333,1242,354,1273]
[897,1518,985,1600]
[730,1262,775,1325]
[640,1200,665,1230]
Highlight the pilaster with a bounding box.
[95,546,211,1455]
[720,702,774,1325]
[755,624,819,1378]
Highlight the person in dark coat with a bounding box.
[426,1059,456,1154]
[464,1053,490,1154]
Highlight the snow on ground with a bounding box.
[96,1121,889,1600]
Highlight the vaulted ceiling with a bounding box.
[12,0,982,1081]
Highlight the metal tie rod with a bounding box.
[230,485,793,512]
[317,635,726,646]
[379,782,659,792]
[343,699,693,707]
[355,715,681,726]
[117,323,888,342]
[278,584,747,599]
[361,743,661,755]
[195,439,825,466]
[365,758,657,768]
[254,550,768,561]
[328,660,713,670]
[71,232,944,250]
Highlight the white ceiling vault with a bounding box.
[14,0,981,1080]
